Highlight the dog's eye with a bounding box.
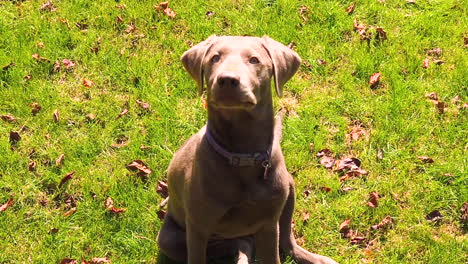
[249,57,260,64]
[211,55,220,63]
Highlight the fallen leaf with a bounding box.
[460,202,468,227]
[341,187,354,192]
[353,19,369,40]
[136,100,150,110]
[32,53,50,62]
[157,209,166,220]
[205,11,214,17]
[422,58,430,69]
[433,59,445,65]
[157,180,169,198]
[63,207,77,217]
[367,191,380,208]
[2,62,15,71]
[83,78,94,87]
[201,98,208,109]
[116,4,126,9]
[316,149,333,158]
[104,197,126,214]
[299,5,308,15]
[125,24,136,33]
[345,2,355,14]
[317,58,327,65]
[339,219,351,231]
[320,156,335,169]
[350,234,366,245]
[117,108,129,118]
[126,160,152,176]
[85,113,96,121]
[30,102,42,115]
[111,136,128,148]
[464,37,468,47]
[163,8,176,18]
[49,227,59,234]
[91,257,111,263]
[0,198,13,212]
[9,131,21,144]
[59,172,74,188]
[1,115,16,122]
[418,156,434,163]
[377,148,383,160]
[36,42,45,48]
[75,22,88,30]
[62,59,75,69]
[28,161,37,171]
[369,73,381,89]
[371,216,393,230]
[24,75,32,81]
[436,101,446,114]
[302,211,310,222]
[59,259,78,264]
[155,1,169,10]
[426,48,442,57]
[303,189,311,197]
[347,124,368,142]
[40,0,56,12]
[426,210,443,223]
[116,16,124,23]
[425,92,438,100]
[344,169,368,177]
[320,186,331,192]
[334,157,361,172]
[375,27,387,41]
[53,109,59,122]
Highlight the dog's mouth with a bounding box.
[209,87,257,110]
[209,99,257,110]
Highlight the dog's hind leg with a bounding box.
[157,214,187,262]
[279,185,339,264]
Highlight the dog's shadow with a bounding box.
[157,253,236,264]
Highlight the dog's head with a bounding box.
[181,36,301,110]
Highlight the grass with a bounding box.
[0,0,467,263]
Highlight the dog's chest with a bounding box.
[212,182,286,238]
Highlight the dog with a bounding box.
[157,35,338,264]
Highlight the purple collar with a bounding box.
[205,127,272,179]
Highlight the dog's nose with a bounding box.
[217,73,240,87]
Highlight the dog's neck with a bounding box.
[206,97,274,154]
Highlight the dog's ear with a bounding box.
[181,35,217,96]
[262,36,301,97]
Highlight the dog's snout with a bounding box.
[217,73,240,87]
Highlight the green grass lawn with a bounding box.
[1,0,467,263]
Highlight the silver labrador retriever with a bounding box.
[157,35,338,264]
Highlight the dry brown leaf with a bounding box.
[371,216,393,230]
[157,209,166,220]
[126,160,152,176]
[339,219,351,231]
[53,109,60,123]
[9,131,21,144]
[316,149,333,158]
[320,186,331,192]
[24,74,32,81]
[83,78,94,87]
[425,92,438,100]
[418,156,434,163]
[136,100,150,110]
[117,108,129,118]
[1,115,16,122]
[320,156,335,169]
[433,59,445,65]
[345,3,355,14]
[116,16,124,23]
[426,48,442,57]
[30,102,42,115]
[125,24,136,33]
[32,53,50,62]
[157,180,169,198]
[60,259,78,264]
[367,191,380,208]
[460,202,468,228]
[375,27,387,41]
[426,210,443,223]
[40,0,56,12]
[369,73,381,89]
[62,59,75,69]
[302,211,310,222]
[163,8,176,18]
[63,207,77,217]
[59,172,74,188]
[334,157,361,172]
[86,113,96,121]
[56,153,65,167]
[2,62,15,71]
[341,187,354,192]
[303,189,311,197]
[28,161,37,171]
[464,37,468,47]
[105,197,126,214]
[0,198,13,212]
[317,58,327,65]
[422,58,430,69]
[347,124,368,142]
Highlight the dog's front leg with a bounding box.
[186,220,209,264]
[255,222,281,264]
